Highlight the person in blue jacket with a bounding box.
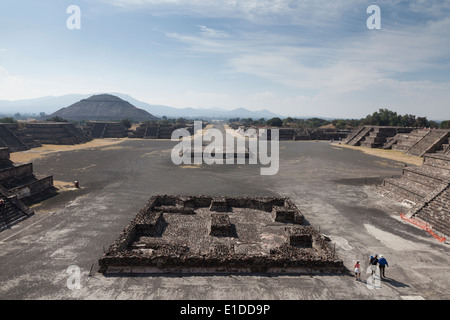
[378,254,389,278]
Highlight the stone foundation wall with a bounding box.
[99,195,343,274]
[0,163,34,185]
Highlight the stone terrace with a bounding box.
[0,124,30,152]
[99,195,343,275]
[391,129,450,156]
[414,185,450,238]
[379,153,450,238]
[131,123,194,139]
[0,148,36,231]
[86,122,128,139]
[0,122,91,152]
[0,147,57,207]
[345,126,414,148]
[23,122,91,145]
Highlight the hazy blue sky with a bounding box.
[0,0,449,119]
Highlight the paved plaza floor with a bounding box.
[1,135,449,301]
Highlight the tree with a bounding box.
[334,119,347,130]
[306,118,330,128]
[399,114,416,127]
[360,109,437,128]
[0,117,17,124]
[283,117,293,126]
[427,120,439,129]
[440,120,450,129]
[266,117,283,127]
[414,117,428,128]
[120,118,132,129]
[176,117,186,125]
[46,116,68,122]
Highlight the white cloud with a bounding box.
[198,25,229,38]
[0,67,31,100]
[165,14,450,95]
[103,0,361,26]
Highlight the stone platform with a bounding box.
[99,195,343,275]
[379,153,450,237]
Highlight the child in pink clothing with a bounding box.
[354,260,361,280]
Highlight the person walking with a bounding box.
[354,260,361,281]
[378,254,389,278]
[369,254,379,276]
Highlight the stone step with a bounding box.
[415,211,450,238]
[383,178,430,203]
[347,127,373,146]
[403,166,450,187]
[0,200,28,231]
[407,131,450,157]
[423,154,450,170]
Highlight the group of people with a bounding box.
[354,254,389,281]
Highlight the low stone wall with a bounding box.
[0,163,33,185]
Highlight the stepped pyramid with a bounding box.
[49,94,159,122]
[379,153,450,238]
[0,147,57,231]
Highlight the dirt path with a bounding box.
[331,143,423,166]
[10,138,127,164]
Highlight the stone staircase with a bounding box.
[0,124,29,152]
[62,123,92,144]
[413,185,450,237]
[0,147,57,208]
[379,153,450,238]
[0,191,34,232]
[436,136,450,155]
[102,123,128,138]
[406,130,450,157]
[90,123,107,138]
[360,127,396,148]
[345,126,414,148]
[392,130,429,152]
[88,122,127,139]
[345,126,373,146]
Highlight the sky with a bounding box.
[0,0,449,119]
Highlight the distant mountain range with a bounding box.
[0,93,282,120]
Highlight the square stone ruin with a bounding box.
[98,195,344,274]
